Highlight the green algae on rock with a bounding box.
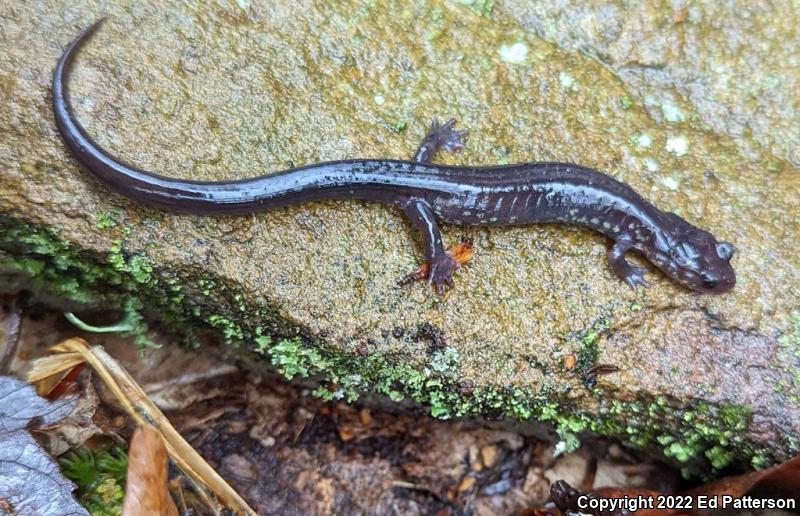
[1,0,799,477]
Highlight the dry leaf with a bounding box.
[30,338,256,515]
[685,455,800,502]
[122,425,179,516]
[0,375,86,515]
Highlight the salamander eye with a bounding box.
[716,242,735,261]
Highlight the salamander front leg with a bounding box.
[401,199,460,296]
[413,118,469,163]
[608,236,650,289]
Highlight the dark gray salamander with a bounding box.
[52,20,736,295]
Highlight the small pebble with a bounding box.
[480,445,499,468]
[458,475,477,492]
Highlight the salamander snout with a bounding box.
[650,220,737,293]
[699,271,722,291]
[677,238,736,294]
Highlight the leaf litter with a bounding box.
[0,375,85,515]
[2,302,799,515]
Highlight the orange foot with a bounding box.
[397,237,475,293]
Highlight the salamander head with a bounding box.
[648,213,736,293]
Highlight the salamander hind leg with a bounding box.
[397,237,475,288]
[608,236,650,289]
[400,198,460,296]
[413,118,469,163]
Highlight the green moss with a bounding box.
[751,453,771,469]
[263,337,332,378]
[705,445,735,470]
[554,430,581,455]
[195,278,215,296]
[1,226,98,302]
[206,314,245,343]
[254,334,272,354]
[575,316,610,371]
[665,441,695,463]
[0,215,286,352]
[249,325,764,477]
[14,257,45,276]
[94,210,119,229]
[61,446,127,516]
[0,215,785,477]
[108,239,153,284]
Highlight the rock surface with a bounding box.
[1,1,798,474]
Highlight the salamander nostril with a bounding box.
[701,272,721,290]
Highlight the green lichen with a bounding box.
[660,98,686,123]
[429,346,460,373]
[382,118,408,133]
[559,71,578,91]
[778,311,800,358]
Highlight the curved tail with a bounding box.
[52,19,413,214]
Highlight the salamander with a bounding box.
[52,20,736,295]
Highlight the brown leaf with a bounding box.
[35,377,103,457]
[685,455,800,501]
[40,338,256,515]
[122,425,179,516]
[547,481,692,516]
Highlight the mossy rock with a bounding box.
[1,1,798,477]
